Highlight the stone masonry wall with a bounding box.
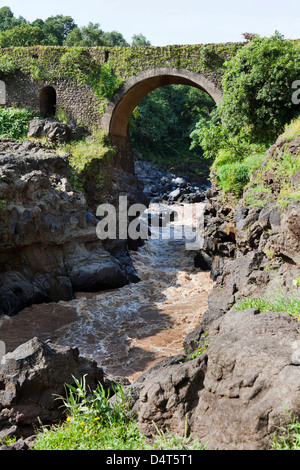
[3,73,102,129]
[0,43,244,129]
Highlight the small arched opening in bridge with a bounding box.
[0,80,6,105]
[101,68,222,173]
[40,86,56,118]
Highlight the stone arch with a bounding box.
[101,68,223,171]
[0,80,6,105]
[40,86,57,117]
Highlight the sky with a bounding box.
[2,0,300,46]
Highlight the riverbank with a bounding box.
[0,145,212,382]
[0,128,299,450]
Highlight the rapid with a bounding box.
[0,161,213,382]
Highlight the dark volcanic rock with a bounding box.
[0,142,133,316]
[130,308,300,450]
[134,156,208,205]
[27,118,88,144]
[0,337,105,440]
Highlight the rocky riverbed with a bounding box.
[133,149,208,204]
[0,143,212,381]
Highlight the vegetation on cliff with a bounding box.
[190,32,300,196]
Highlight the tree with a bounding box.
[189,32,300,195]
[31,19,44,29]
[0,6,27,31]
[64,27,83,46]
[0,24,45,47]
[219,32,300,142]
[131,33,151,46]
[130,85,215,167]
[64,23,128,47]
[0,8,140,48]
[102,31,129,47]
[67,22,105,46]
[42,15,77,45]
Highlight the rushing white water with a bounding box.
[0,202,213,382]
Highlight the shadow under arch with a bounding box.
[101,68,223,172]
[40,85,57,118]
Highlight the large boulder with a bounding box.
[0,337,105,440]
[130,308,300,450]
[0,143,130,316]
[27,118,87,144]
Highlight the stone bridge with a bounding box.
[0,43,244,171]
[100,67,224,171]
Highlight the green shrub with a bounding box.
[211,147,265,196]
[0,107,37,138]
[95,61,123,100]
[216,161,250,195]
[272,413,300,450]
[62,128,116,172]
[220,32,300,142]
[33,375,206,450]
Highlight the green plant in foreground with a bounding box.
[33,375,146,450]
[151,419,207,450]
[32,375,206,451]
[272,408,300,450]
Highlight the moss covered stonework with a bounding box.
[0,43,244,171]
[0,43,243,125]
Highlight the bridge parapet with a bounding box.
[0,43,244,124]
[0,43,244,170]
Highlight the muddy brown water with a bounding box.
[0,202,213,382]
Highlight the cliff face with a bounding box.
[0,139,145,316]
[198,130,300,322]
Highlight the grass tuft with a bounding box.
[235,289,300,320]
[32,375,206,451]
[272,409,300,450]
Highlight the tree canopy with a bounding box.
[129,85,215,176]
[190,32,300,195]
[0,6,151,47]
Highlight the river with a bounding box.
[0,199,213,382]
[0,153,214,383]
